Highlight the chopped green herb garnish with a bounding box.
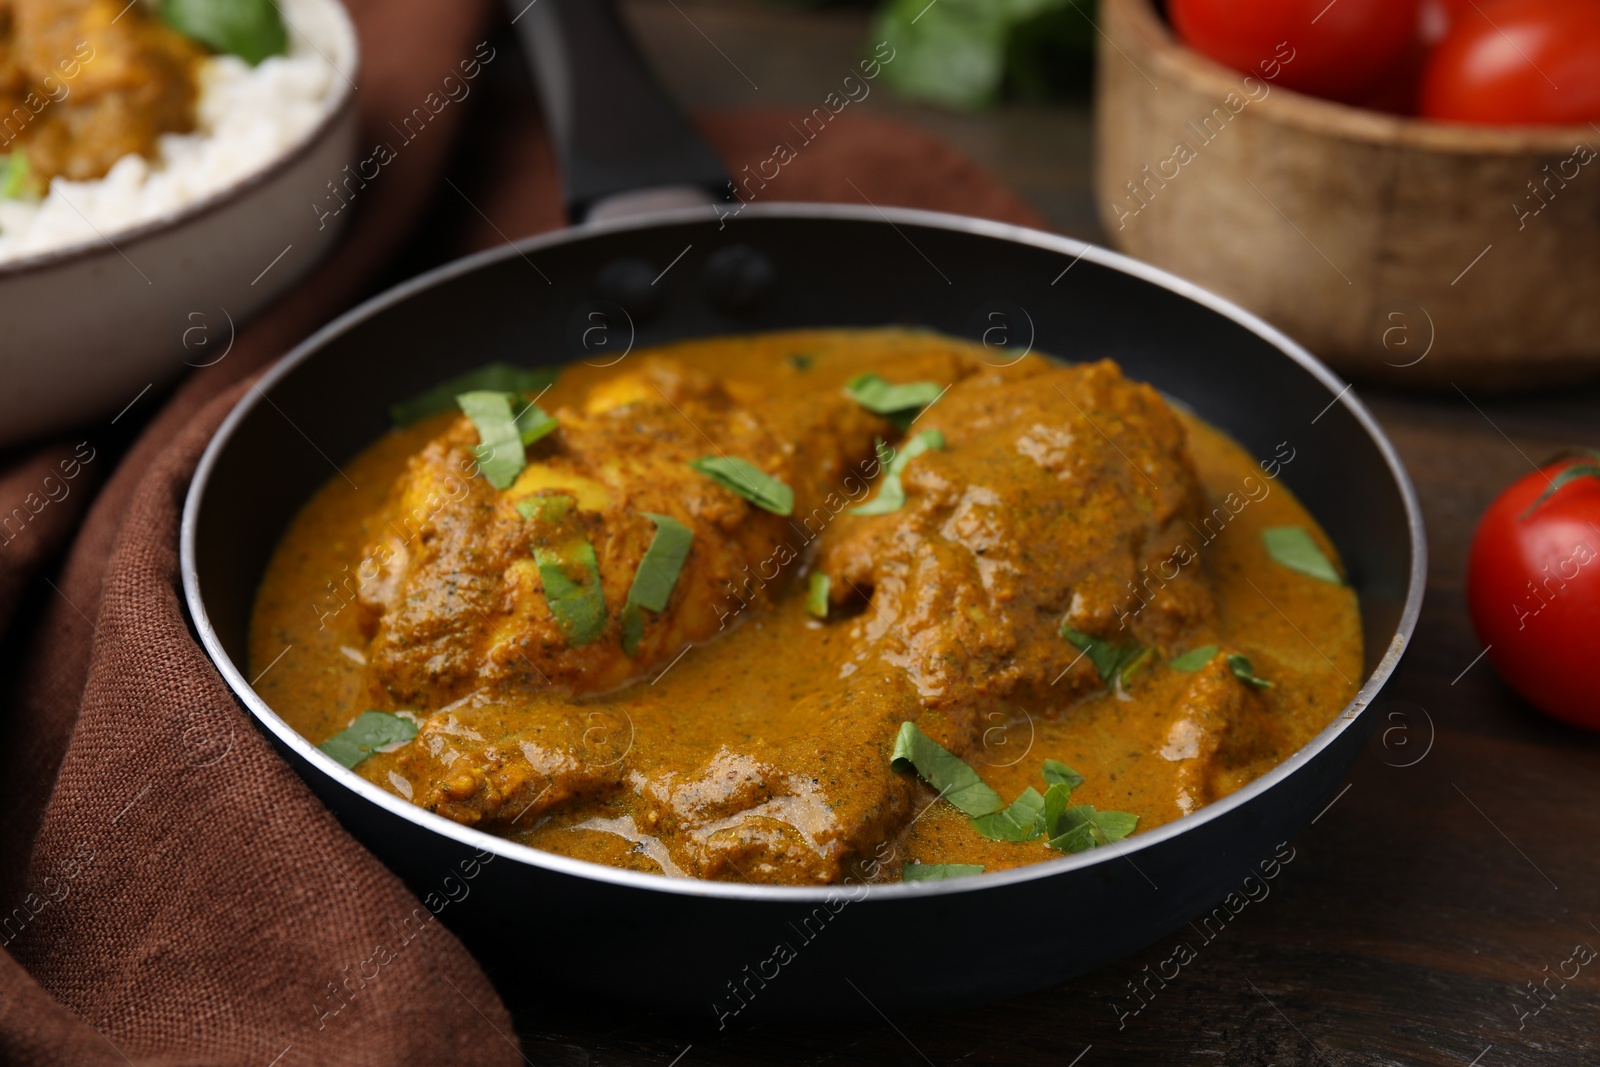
[1262,526,1341,584]
[457,391,527,490]
[787,354,814,371]
[620,513,693,656]
[1048,804,1139,854]
[1041,759,1084,790]
[889,725,1139,855]
[513,400,559,445]
[891,722,1004,817]
[1170,645,1219,671]
[1061,627,1147,686]
[688,456,794,515]
[534,537,607,647]
[807,571,831,619]
[1227,653,1274,689]
[844,373,946,428]
[971,786,1047,842]
[516,493,574,523]
[390,364,561,427]
[902,863,985,881]
[851,429,945,516]
[0,154,32,200]
[1043,781,1074,836]
[1119,646,1156,684]
[320,710,417,769]
[161,0,287,65]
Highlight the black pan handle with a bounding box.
[511,0,732,222]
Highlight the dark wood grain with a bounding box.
[437,4,1600,1062]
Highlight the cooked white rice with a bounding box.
[0,0,355,264]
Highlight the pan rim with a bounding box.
[181,202,1427,904]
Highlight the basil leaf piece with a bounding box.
[1047,804,1139,854]
[1227,653,1274,689]
[514,400,559,445]
[320,711,417,769]
[807,571,830,619]
[891,721,1004,818]
[1041,759,1084,791]
[689,456,794,516]
[902,862,984,881]
[457,391,526,490]
[844,373,945,421]
[1042,781,1074,837]
[1119,646,1155,684]
[516,493,573,523]
[390,364,561,427]
[625,514,692,613]
[0,154,32,200]
[1061,627,1146,686]
[620,513,693,656]
[535,537,607,647]
[1170,645,1219,672]
[1262,526,1341,585]
[161,0,287,65]
[850,429,945,516]
[971,786,1047,842]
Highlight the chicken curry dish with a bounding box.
[0,0,203,187]
[250,330,1362,886]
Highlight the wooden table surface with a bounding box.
[431,4,1600,1062]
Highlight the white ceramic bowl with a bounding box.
[0,3,359,448]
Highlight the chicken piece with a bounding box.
[634,675,923,883]
[1,0,202,183]
[1156,652,1285,818]
[357,359,886,708]
[374,694,632,829]
[817,359,1216,748]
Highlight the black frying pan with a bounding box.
[179,0,1425,1019]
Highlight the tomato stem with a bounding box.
[1519,449,1600,520]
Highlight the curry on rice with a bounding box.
[250,330,1362,886]
[0,0,202,186]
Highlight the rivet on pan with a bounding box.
[702,245,775,315]
[595,257,664,321]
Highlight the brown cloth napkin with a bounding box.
[0,4,1045,1062]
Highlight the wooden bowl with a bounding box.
[1094,0,1600,389]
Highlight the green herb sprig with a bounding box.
[162,0,289,66]
[807,572,831,619]
[0,154,33,200]
[1262,526,1341,585]
[689,456,794,516]
[1227,654,1273,689]
[851,430,945,516]
[620,513,693,656]
[533,537,606,647]
[844,373,945,429]
[890,722,1138,858]
[390,364,560,427]
[902,863,985,881]
[1169,645,1219,671]
[320,710,417,769]
[1061,627,1146,687]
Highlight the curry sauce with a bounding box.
[249,330,1362,885]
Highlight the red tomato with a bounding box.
[1420,0,1600,125]
[1169,0,1422,102]
[1466,452,1600,729]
